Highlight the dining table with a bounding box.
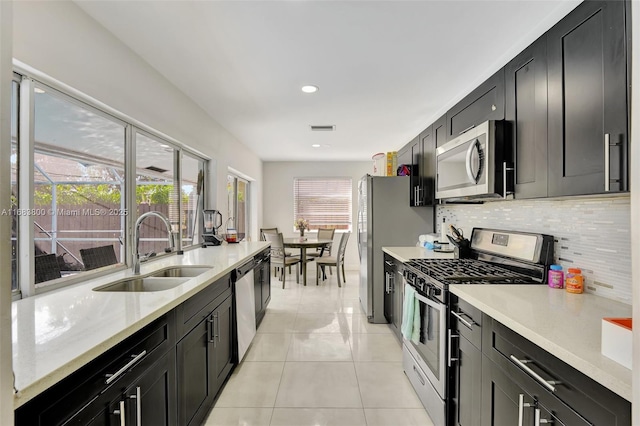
[283,237,333,286]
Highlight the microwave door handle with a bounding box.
[465,140,479,183]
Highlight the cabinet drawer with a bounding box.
[450,296,482,349]
[484,317,631,425]
[175,273,232,338]
[16,313,175,425]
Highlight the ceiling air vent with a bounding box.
[145,165,168,174]
[310,125,336,131]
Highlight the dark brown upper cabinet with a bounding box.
[446,69,505,141]
[419,125,436,206]
[505,35,548,199]
[433,114,447,148]
[547,0,629,196]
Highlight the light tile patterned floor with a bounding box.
[204,267,435,426]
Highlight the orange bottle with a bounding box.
[565,268,584,294]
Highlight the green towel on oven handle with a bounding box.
[401,283,415,340]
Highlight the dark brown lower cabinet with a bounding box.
[451,335,482,426]
[177,293,234,426]
[481,356,535,426]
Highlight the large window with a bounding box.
[135,131,177,256]
[182,153,205,245]
[10,76,19,292]
[227,175,249,239]
[293,177,352,231]
[10,72,209,295]
[33,85,126,286]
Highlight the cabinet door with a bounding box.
[452,336,482,426]
[124,351,177,426]
[481,356,535,426]
[446,68,505,141]
[392,266,403,334]
[547,0,628,196]
[261,260,271,308]
[254,268,263,317]
[213,294,234,391]
[383,268,394,327]
[506,35,548,199]
[419,126,435,206]
[433,114,447,148]
[177,316,214,426]
[408,136,421,206]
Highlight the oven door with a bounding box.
[404,289,447,399]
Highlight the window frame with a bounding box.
[292,177,353,232]
[12,68,210,298]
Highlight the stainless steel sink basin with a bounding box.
[148,266,212,278]
[93,265,212,292]
[93,276,190,292]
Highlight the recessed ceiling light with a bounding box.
[34,87,46,94]
[301,85,319,94]
[311,144,321,148]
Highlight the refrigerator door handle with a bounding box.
[357,205,362,260]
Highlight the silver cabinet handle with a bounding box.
[105,351,147,385]
[451,310,476,329]
[518,394,533,426]
[214,312,220,347]
[385,273,390,293]
[604,133,610,192]
[207,316,215,344]
[384,260,394,268]
[535,408,554,425]
[113,400,126,426]
[448,329,459,367]
[510,355,561,393]
[412,365,425,386]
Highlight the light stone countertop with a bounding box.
[382,247,631,400]
[12,241,269,409]
[450,285,632,401]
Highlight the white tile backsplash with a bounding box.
[437,196,631,304]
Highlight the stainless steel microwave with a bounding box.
[435,120,512,200]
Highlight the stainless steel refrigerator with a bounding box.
[358,175,434,323]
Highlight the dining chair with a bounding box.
[315,232,350,287]
[80,244,118,270]
[264,232,300,288]
[306,228,335,278]
[35,253,62,284]
[260,227,279,241]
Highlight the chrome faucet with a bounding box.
[133,211,175,274]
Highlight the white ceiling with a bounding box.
[75,0,582,162]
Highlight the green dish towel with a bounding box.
[401,284,415,340]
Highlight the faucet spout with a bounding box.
[133,211,175,275]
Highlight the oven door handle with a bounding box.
[412,291,442,310]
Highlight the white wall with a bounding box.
[263,161,371,270]
[11,1,262,240]
[0,2,13,424]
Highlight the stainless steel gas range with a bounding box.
[400,228,554,426]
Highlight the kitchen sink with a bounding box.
[93,265,212,292]
[93,276,190,292]
[148,266,212,278]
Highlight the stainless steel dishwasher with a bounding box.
[235,259,256,361]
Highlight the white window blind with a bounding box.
[293,178,352,230]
